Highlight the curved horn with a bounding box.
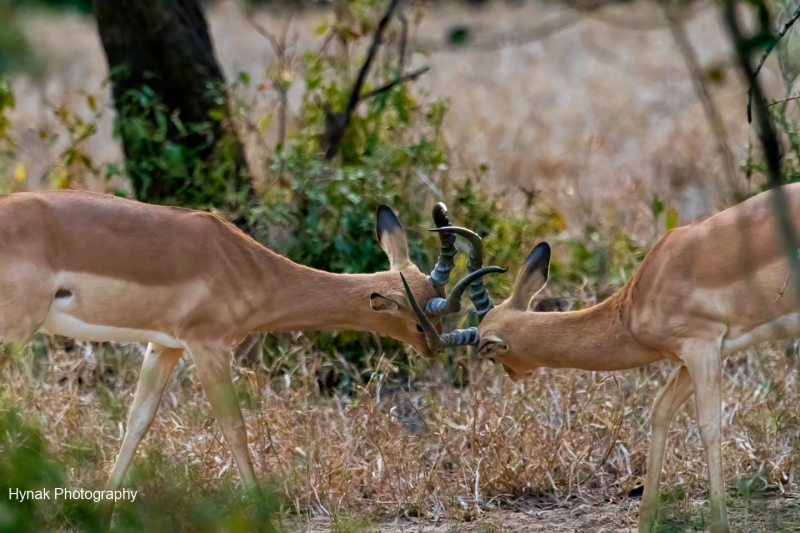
[401,270,503,353]
[428,203,457,291]
[429,226,496,318]
[426,266,508,315]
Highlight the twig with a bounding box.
[324,0,401,160]
[397,12,408,75]
[776,262,794,301]
[747,5,800,123]
[725,0,800,299]
[661,2,738,188]
[429,14,579,52]
[362,66,430,99]
[413,168,444,200]
[767,93,800,107]
[245,7,294,146]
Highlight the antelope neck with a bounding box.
[512,294,664,371]
[248,251,392,334]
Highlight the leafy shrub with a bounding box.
[0,408,282,533]
[12,0,92,12]
[113,82,245,208]
[0,2,31,75]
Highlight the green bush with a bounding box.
[0,2,32,75]
[0,408,282,533]
[12,0,92,12]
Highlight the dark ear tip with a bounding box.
[525,242,551,267]
[376,204,402,237]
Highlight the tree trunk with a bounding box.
[94,0,253,223]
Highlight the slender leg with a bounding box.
[187,341,260,491]
[233,332,267,371]
[638,365,693,533]
[105,343,183,493]
[683,341,729,533]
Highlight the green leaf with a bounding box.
[449,27,470,46]
[651,193,664,217]
[666,208,679,231]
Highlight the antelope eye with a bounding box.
[415,324,424,333]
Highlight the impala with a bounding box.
[0,190,495,503]
[404,183,800,533]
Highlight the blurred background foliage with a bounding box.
[3,0,800,528]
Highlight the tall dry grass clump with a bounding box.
[3,331,800,529]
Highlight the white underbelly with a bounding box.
[42,309,182,348]
[722,311,800,355]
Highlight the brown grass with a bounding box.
[4,332,800,527]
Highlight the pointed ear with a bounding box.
[508,242,551,311]
[376,205,411,271]
[370,293,401,314]
[478,335,508,360]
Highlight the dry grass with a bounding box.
[4,331,800,529]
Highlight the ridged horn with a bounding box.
[429,226,496,318]
[425,266,508,315]
[428,202,457,291]
[401,269,504,353]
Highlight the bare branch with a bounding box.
[724,0,800,298]
[362,66,430,99]
[244,7,282,55]
[245,7,294,146]
[324,0,401,160]
[397,12,408,75]
[660,2,738,188]
[767,93,800,107]
[747,5,800,123]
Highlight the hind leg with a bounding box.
[105,343,184,493]
[0,279,55,375]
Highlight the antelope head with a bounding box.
[372,203,509,354]
[474,242,555,380]
[396,219,508,355]
[402,240,561,379]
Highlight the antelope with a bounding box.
[404,183,800,533]
[0,190,492,504]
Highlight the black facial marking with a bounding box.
[55,289,72,298]
[376,204,402,240]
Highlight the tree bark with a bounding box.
[94,0,253,220]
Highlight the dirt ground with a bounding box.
[302,496,800,532]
